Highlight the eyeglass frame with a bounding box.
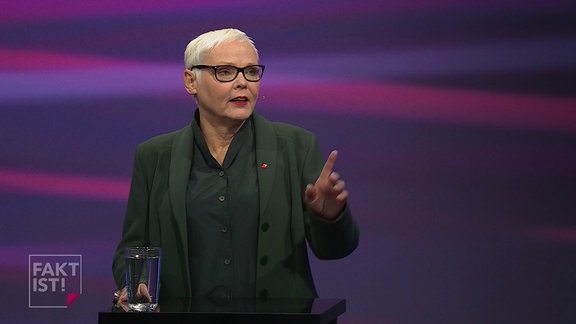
[190,64,265,82]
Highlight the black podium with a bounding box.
[98,298,346,324]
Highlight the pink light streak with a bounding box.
[3,0,573,25]
[0,0,244,24]
[519,227,576,244]
[0,169,129,201]
[0,48,146,71]
[262,81,576,133]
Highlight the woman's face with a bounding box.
[184,40,260,126]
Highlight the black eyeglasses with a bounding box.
[191,65,265,82]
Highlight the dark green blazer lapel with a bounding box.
[169,125,194,263]
[253,112,277,217]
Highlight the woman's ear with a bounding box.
[183,69,197,95]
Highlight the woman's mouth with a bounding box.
[230,96,249,106]
[230,96,248,102]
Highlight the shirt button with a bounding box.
[260,255,268,266]
[218,170,225,177]
[221,226,228,233]
[224,258,231,265]
[261,222,269,232]
[218,195,225,202]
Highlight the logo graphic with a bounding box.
[29,254,82,308]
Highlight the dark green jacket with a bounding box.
[113,112,359,300]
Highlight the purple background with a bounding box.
[1,1,576,323]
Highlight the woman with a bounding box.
[113,28,359,304]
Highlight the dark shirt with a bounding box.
[186,112,259,300]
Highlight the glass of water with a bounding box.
[124,247,161,312]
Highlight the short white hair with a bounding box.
[184,28,259,70]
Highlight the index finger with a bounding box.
[319,150,338,180]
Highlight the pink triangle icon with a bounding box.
[67,293,81,307]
